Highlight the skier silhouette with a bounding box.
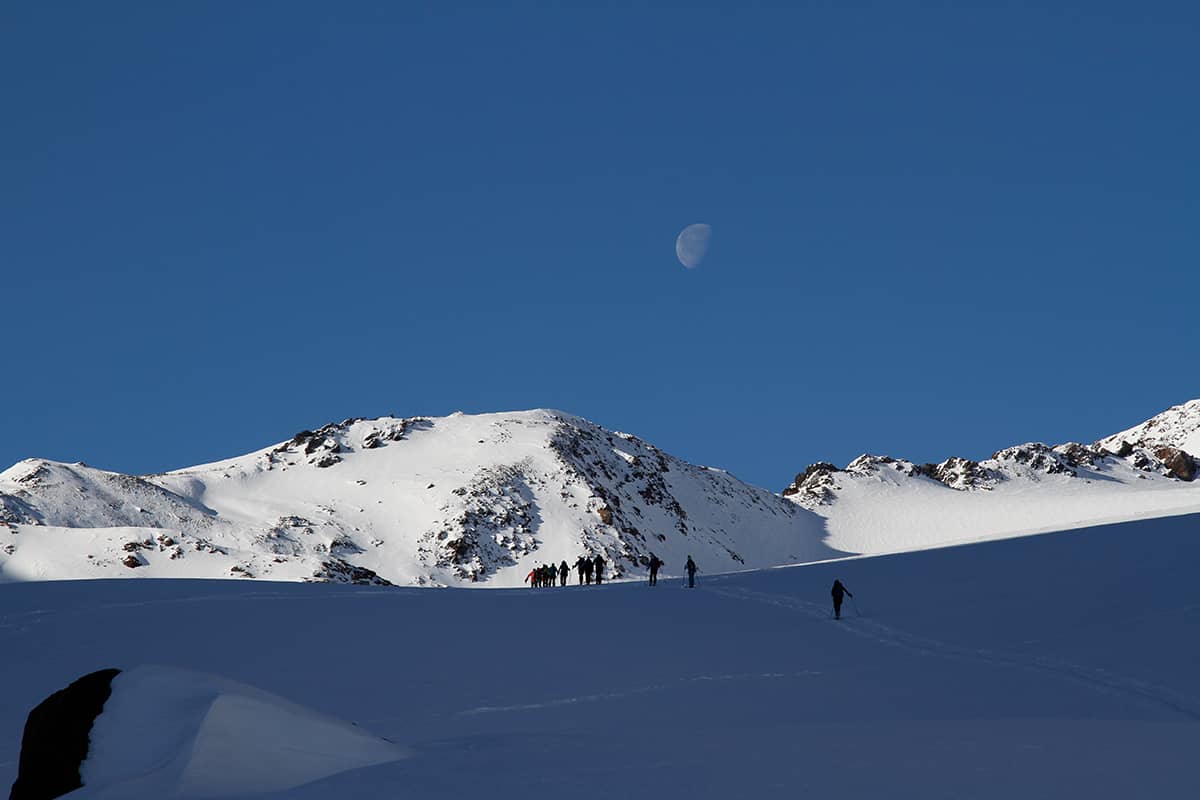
[685,556,697,588]
[558,560,569,587]
[831,579,853,619]
[648,554,663,586]
[575,556,588,585]
[594,555,606,585]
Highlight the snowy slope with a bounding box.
[1098,398,1200,457]
[1,513,1198,798]
[0,411,832,586]
[783,401,1200,554]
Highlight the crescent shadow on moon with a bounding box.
[675,223,711,269]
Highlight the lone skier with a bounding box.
[831,579,853,619]
[648,554,663,586]
[685,556,697,588]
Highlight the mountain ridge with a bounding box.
[784,399,1200,507]
[0,409,834,586]
[778,400,1200,556]
[3,402,1199,586]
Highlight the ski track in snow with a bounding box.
[454,671,820,716]
[0,588,418,640]
[704,584,1200,721]
[0,591,292,632]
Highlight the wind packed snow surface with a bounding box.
[1,513,1198,798]
[0,410,831,586]
[78,666,408,798]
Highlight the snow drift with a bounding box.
[9,666,407,799]
[76,666,408,798]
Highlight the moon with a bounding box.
[675,223,711,269]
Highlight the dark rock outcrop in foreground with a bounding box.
[10,668,121,800]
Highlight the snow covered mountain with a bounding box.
[1097,398,1200,461]
[0,410,831,586]
[783,400,1200,554]
[2,401,1199,587]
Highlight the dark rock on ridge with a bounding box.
[1155,446,1196,482]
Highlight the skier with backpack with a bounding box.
[648,554,664,586]
[558,560,569,587]
[593,555,606,585]
[575,555,589,585]
[685,556,698,588]
[831,579,853,619]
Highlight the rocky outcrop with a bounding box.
[1155,446,1196,482]
[1102,439,1134,458]
[547,423,703,573]
[307,558,393,586]
[787,454,998,497]
[990,444,1076,478]
[418,464,539,582]
[266,418,425,471]
[10,668,122,800]
[0,492,40,525]
[916,457,994,490]
[1098,399,1200,458]
[1055,442,1104,468]
[782,462,841,506]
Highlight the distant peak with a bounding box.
[1097,399,1200,458]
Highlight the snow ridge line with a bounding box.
[705,585,1200,721]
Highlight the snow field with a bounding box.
[814,463,1200,554]
[1,512,1198,798]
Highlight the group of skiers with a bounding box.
[525,554,609,588]
[524,553,700,588]
[525,553,853,618]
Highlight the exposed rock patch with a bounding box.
[10,668,122,800]
[1155,446,1196,481]
[307,558,393,585]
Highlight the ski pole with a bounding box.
[851,596,861,617]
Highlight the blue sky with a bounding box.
[2,2,1196,490]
